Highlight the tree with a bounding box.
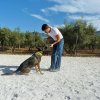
[59,19,96,55]
[8,31,18,53]
[24,31,44,51]
[0,27,11,51]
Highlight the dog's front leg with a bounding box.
[35,65,39,73]
[37,63,44,75]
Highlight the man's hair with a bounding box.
[41,24,50,31]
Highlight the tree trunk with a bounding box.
[1,41,4,51]
[73,34,79,55]
[18,44,20,49]
[12,45,15,53]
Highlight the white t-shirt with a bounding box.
[48,27,63,41]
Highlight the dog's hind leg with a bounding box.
[20,72,29,75]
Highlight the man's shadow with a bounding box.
[0,65,18,74]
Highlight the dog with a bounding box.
[1,48,44,75]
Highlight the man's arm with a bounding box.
[50,34,60,47]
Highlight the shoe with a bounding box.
[47,68,51,71]
[49,69,60,72]
[47,67,55,71]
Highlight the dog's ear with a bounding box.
[36,47,42,51]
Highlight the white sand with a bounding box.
[0,54,100,100]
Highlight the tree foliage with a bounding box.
[59,19,98,54]
[0,27,44,52]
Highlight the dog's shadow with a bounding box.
[0,65,49,74]
[0,65,18,74]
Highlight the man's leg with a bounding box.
[50,44,57,70]
[55,39,64,70]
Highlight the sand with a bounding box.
[0,54,100,100]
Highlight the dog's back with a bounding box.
[1,47,45,76]
[15,54,36,73]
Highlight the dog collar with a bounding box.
[35,52,43,56]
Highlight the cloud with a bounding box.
[30,14,50,23]
[47,5,82,13]
[82,0,100,14]
[68,15,100,30]
[54,24,65,28]
[22,0,100,30]
[41,9,47,13]
[22,8,50,23]
[69,15,100,21]
[43,0,100,14]
[42,0,84,13]
[41,0,100,30]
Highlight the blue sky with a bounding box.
[0,0,100,32]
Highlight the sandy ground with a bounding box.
[0,54,100,100]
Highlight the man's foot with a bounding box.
[47,68,51,71]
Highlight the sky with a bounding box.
[0,0,100,32]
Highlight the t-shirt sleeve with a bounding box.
[53,28,59,36]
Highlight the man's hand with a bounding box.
[49,34,60,48]
[50,44,54,48]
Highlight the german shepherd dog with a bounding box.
[1,47,45,75]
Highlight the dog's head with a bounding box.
[36,46,48,53]
[35,46,48,57]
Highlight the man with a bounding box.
[41,24,64,72]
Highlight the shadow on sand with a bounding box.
[0,65,18,74]
[0,65,48,75]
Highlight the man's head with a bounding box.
[41,24,51,33]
